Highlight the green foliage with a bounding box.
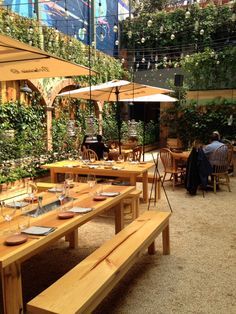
[0,102,46,162]
[162,100,236,148]
[122,4,236,90]
[0,7,128,85]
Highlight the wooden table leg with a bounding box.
[1,262,23,314]
[162,224,170,255]
[50,169,58,183]
[65,230,79,249]
[142,171,148,203]
[114,203,124,234]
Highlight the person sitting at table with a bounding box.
[90,135,109,160]
[203,131,223,167]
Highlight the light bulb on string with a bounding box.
[100,32,104,41]
[147,20,152,27]
[160,25,164,34]
[115,40,119,46]
[200,29,204,35]
[127,30,132,39]
[113,24,118,32]
[170,34,175,40]
[141,37,145,43]
[141,57,145,63]
[185,10,191,19]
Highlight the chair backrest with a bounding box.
[160,148,174,172]
[82,149,98,161]
[222,139,233,165]
[133,146,142,162]
[211,144,228,174]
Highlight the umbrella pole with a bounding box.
[142,103,146,162]
[115,88,122,154]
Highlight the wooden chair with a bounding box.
[211,144,231,193]
[133,146,142,162]
[82,149,98,161]
[222,139,234,174]
[160,148,185,190]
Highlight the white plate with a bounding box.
[100,192,120,197]
[6,201,29,208]
[69,207,93,214]
[48,187,63,193]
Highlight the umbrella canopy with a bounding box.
[0,34,97,81]
[58,79,172,101]
[121,93,177,103]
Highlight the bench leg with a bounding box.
[162,224,170,255]
[135,196,140,218]
[148,241,156,255]
[114,203,124,234]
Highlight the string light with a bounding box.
[113,24,118,32]
[147,20,152,27]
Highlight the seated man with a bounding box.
[203,131,224,167]
[90,135,109,160]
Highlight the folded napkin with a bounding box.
[22,226,56,236]
[69,207,93,214]
[6,201,29,208]
[100,192,120,197]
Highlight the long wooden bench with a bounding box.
[27,210,171,314]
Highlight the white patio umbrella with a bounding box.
[121,93,177,103]
[0,33,97,81]
[59,80,172,153]
[59,79,171,101]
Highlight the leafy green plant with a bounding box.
[162,100,236,148]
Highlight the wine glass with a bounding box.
[0,200,17,234]
[17,208,30,233]
[55,184,66,205]
[127,153,133,163]
[118,154,124,163]
[87,174,96,188]
[90,155,96,163]
[103,152,109,161]
[78,150,83,162]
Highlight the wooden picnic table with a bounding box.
[42,160,154,203]
[0,183,134,314]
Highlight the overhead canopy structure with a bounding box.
[121,93,177,102]
[0,33,97,81]
[58,79,172,101]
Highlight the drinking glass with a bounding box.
[87,174,96,188]
[17,209,30,233]
[0,201,17,234]
[103,152,108,161]
[90,155,96,163]
[78,150,83,161]
[118,154,124,163]
[127,153,133,163]
[55,184,66,205]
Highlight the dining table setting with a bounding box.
[42,158,154,203]
[0,181,135,314]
